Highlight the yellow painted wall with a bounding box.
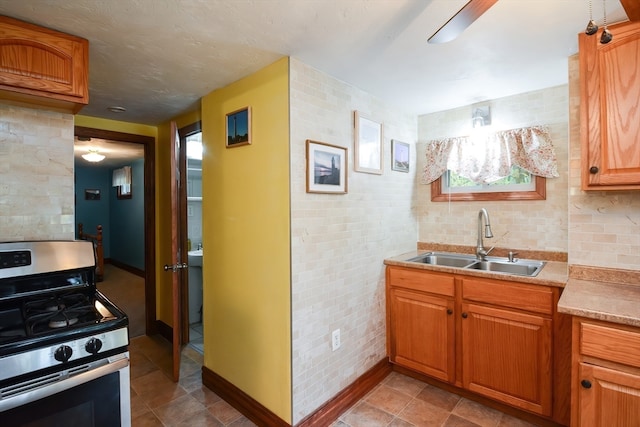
[201,57,291,423]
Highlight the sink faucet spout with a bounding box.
[476,208,494,260]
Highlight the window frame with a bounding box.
[431,174,546,202]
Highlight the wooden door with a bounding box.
[389,288,455,382]
[165,121,186,381]
[461,303,552,416]
[577,363,640,426]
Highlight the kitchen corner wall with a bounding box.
[0,102,75,240]
[568,55,640,270]
[416,86,570,253]
[289,58,418,424]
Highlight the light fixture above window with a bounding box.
[82,149,105,163]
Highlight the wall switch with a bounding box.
[331,329,341,351]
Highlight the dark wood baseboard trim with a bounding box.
[202,366,289,427]
[108,258,145,278]
[296,358,392,427]
[201,358,391,427]
[155,320,172,343]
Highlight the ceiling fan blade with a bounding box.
[428,0,499,44]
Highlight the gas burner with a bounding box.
[23,292,101,336]
[48,315,78,329]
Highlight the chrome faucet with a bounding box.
[476,208,494,260]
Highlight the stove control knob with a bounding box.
[85,338,103,354]
[54,345,73,363]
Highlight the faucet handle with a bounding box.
[508,251,519,262]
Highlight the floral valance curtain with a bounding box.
[421,126,559,184]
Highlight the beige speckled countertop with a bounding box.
[384,249,568,288]
[557,265,640,328]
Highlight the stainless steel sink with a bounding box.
[406,252,476,268]
[405,252,545,277]
[465,260,545,277]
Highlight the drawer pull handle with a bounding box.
[589,166,599,174]
[581,379,592,389]
[447,309,453,315]
[461,312,468,319]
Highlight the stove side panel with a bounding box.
[0,102,75,241]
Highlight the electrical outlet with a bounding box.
[331,329,341,351]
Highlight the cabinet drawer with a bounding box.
[387,267,454,297]
[580,321,640,368]
[462,278,554,315]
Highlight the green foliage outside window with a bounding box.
[448,166,532,188]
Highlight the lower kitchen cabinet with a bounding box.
[386,266,566,423]
[571,318,640,426]
[461,302,552,416]
[387,267,455,383]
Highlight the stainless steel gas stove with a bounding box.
[0,241,131,427]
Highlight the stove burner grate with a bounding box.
[23,292,101,336]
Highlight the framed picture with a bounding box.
[84,189,100,200]
[306,140,348,194]
[391,140,410,172]
[226,106,251,147]
[354,111,383,174]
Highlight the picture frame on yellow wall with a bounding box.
[306,140,348,194]
[226,106,251,147]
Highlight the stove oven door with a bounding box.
[1,353,130,427]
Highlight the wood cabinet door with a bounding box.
[461,303,552,416]
[579,21,640,189]
[578,363,640,427]
[389,288,455,383]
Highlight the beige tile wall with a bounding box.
[416,86,570,254]
[567,55,640,271]
[289,58,418,424]
[0,102,75,241]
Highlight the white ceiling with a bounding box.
[0,0,629,128]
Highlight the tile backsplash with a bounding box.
[0,102,75,241]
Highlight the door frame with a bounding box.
[177,121,202,345]
[74,126,157,335]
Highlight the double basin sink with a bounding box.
[405,252,545,277]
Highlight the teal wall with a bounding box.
[74,158,145,270]
[109,158,145,270]
[75,164,111,256]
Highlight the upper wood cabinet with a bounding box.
[579,20,640,190]
[0,15,88,113]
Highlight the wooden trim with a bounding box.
[431,175,546,202]
[155,320,173,344]
[201,358,391,427]
[202,366,289,427]
[621,0,640,22]
[74,126,157,336]
[109,258,145,278]
[296,359,392,427]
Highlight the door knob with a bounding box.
[589,166,599,174]
[461,312,468,319]
[581,379,592,389]
[164,263,187,272]
[447,309,453,315]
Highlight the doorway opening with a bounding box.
[74,126,157,337]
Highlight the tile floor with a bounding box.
[129,335,541,426]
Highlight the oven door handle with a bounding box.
[0,355,129,412]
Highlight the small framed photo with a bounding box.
[226,106,251,147]
[354,111,383,174]
[306,140,348,194]
[85,189,100,200]
[391,140,410,172]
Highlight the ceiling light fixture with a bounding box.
[107,106,126,113]
[82,149,106,163]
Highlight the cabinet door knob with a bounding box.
[589,166,599,174]
[461,312,468,319]
[581,379,592,389]
[447,309,453,315]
